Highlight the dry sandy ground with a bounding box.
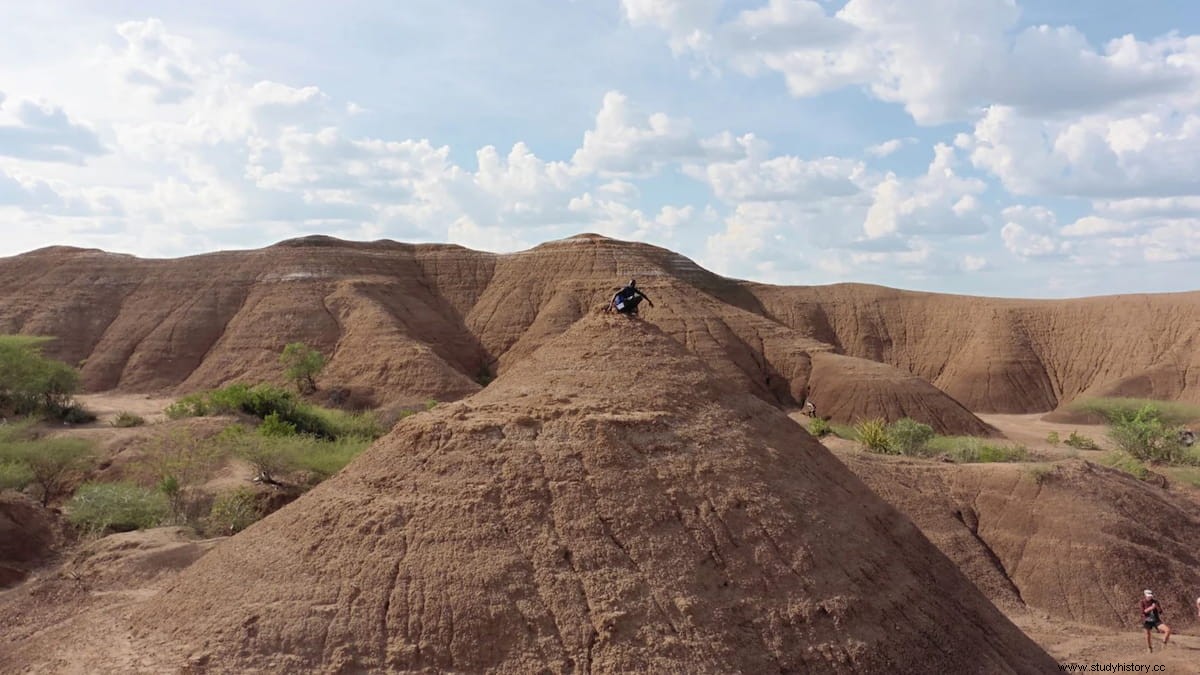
[75,393,175,425]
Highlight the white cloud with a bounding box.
[570,91,734,177]
[111,18,205,104]
[1060,215,1133,237]
[689,133,865,202]
[960,254,987,272]
[861,144,986,239]
[865,137,913,157]
[965,104,1200,199]
[0,95,106,163]
[999,205,1071,258]
[630,0,1200,126]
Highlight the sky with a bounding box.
[2,1,1200,298]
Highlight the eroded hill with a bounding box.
[2,234,1198,430]
[0,314,1054,673]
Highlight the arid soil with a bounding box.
[1,315,1055,673]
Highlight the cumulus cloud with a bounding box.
[861,143,986,239]
[112,18,205,103]
[999,205,1071,258]
[628,0,1200,125]
[0,96,106,163]
[964,104,1200,199]
[687,133,864,202]
[570,91,734,176]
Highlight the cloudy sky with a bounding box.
[2,1,1199,297]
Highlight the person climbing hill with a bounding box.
[1140,589,1171,652]
[610,279,654,316]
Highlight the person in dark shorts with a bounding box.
[1140,589,1171,651]
[610,279,654,316]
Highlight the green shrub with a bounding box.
[1046,431,1061,446]
[0,336,81,419]
[887,418,935,455]
[1097,451,1150,480]
[926,436,1029,463]
[957,443,1029,463]
[476,367,494,387]
[112,411,146,428]
[1073,397,1200,426]
[230,434,295,484]
[280,343,326,394]
[829,423,858,441]
[855,419,891,453]
[0,461,33,491]
[258,412,297,437]
[205,488,263,535]
[1064,431,1100,450]
[0,418,37,443]
[165,394,209,419]
[808,418,832,438]
[286,436,371,480]
[67,482,168,532]
[0,437,96,505]
[1106,404,1188,464]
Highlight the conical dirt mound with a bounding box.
[135,313,1052,673]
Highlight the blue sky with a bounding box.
[1,1,1199,298]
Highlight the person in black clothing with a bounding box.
[1140,589,1171,652]
[610,279,654,315]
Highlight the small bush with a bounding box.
[61,404,96,425]
[0,461,33,491]
[888,418,935,455]
[1046,431,1060,446]
[957,443,1029,463]
[67,482,168,532]
[0,437,96,505]
[926,436,1029,463]
[280,343,326,394]
[1064,431,1100,450]
[205,489,262,535]
[1025,464,1055,484]
[855,419,891,453]
[287,436,371,480]
[165,394,209,419]
[112,411,146,428]
[1097,451,1149,480]
[1107,404,1188,464]
[829,423,858,441]
[258,412,297,437]
[808,418,832,438]
[231,434,295,484]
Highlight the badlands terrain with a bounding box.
[2,234,1200,672]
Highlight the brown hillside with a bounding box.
[750,283,1200,412]
[842,453,1200,629]
[121,314,1052,673]
[4,234,1197,425]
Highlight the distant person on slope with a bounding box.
[610,279,654,316]
[1140,589,1171,651]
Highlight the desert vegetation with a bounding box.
[0,335,93,423]
[852,417,1030,463]
[1071,397,1200,466]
